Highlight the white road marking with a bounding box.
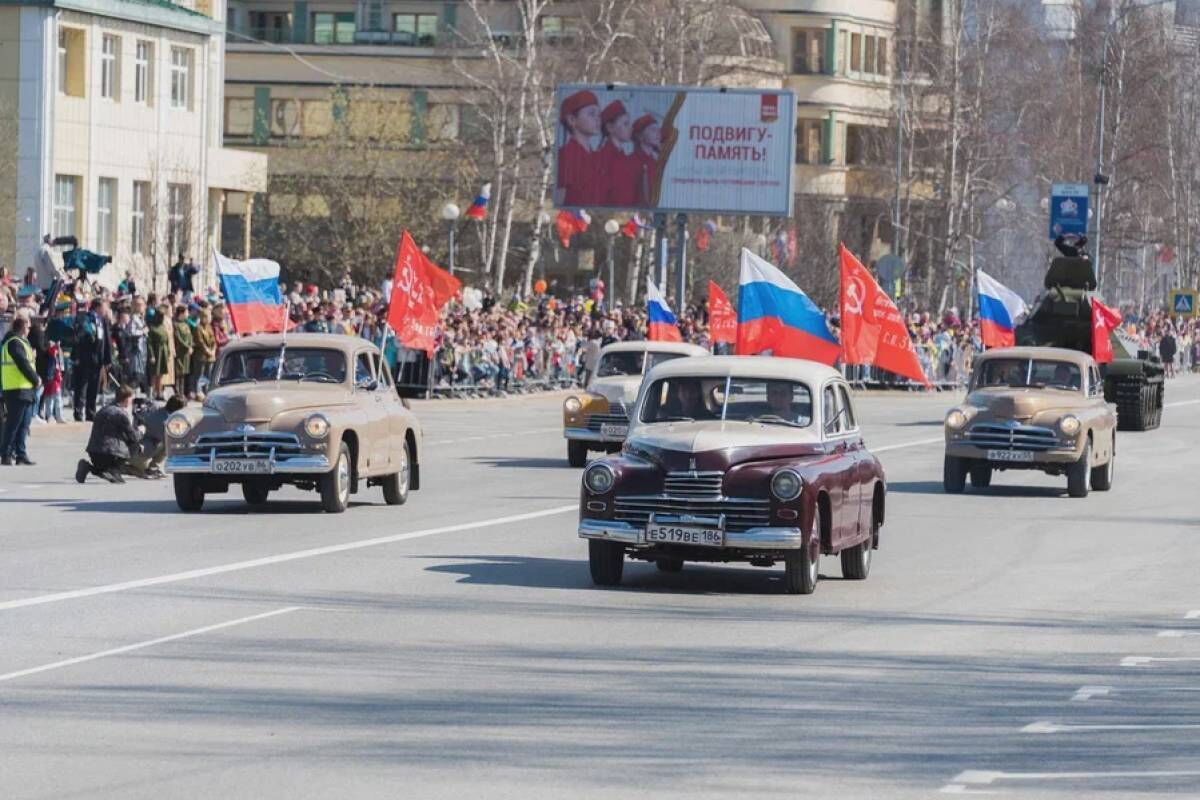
[873,436,944,453]
[942,769,1200,791]
[1122,656,1200,667]
[1157,630,1200,638]
[1165,399,1200,408]
[426,426,560,446]
[0,606,302,684]
[0,504,577,613]
[1024,720,1200,734]
[1186,610,1200,620]
[1071,685,1112,702]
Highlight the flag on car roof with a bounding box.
[213,250,288,334]
[465,183,490,220]
[976,269,1028,349]
[646,278,683,342]
[736,248,838,363]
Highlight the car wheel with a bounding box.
[320,446,352,513]
[241,481,270,506]
[567,440,588,468]
[943,454,967,494]
[1067,439,1091,498]
[784,544,818,595]
[655,557,684,573]
[173,474,205,512]
[969,463,992,488]
[841,532,872,580]
[382,441,411,506]
[1090,448,1114,492]
[588,540,624,586]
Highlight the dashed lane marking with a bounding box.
[1071,684,1200,701]
[1165,399,1200,408]
[426,427,561,446]
[941,769,1200,793]
[1071,685,1112,702]
[1122,656,1200,667]
[1023,720,1200,734]
[1157,629,1200,638]
[1186,610,1200,620]
[0,606,303,684]
[0,504,577,613]
[872,436,944,453]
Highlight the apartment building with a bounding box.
[0,0,266,292]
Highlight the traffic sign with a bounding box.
[1169,288,1197,318]
[1049,183,1089,240]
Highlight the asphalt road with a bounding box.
[1,376,1198,799]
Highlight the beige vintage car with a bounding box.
[165,333,422,513]
[943,346,1115,497]
[562,340,710,467]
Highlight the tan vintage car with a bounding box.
[943,346,1115,497]
[562,340,709,467]
[165,333,422,513]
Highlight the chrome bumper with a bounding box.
[564,426,626,444]
[945,443,1081,464]
[165,454,332,475]
[578,518,805,550]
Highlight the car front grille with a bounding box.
[966,423,1059,451]
[662,470,724,498]
[192,431,307,461]
[613,493,771,534]
[586,404,629,431]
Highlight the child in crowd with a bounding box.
[41,340,66,423]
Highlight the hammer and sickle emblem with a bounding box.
[845,277,866,316]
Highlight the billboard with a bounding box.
[553,84,796,216]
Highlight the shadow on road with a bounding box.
[887,481,1064,498]
[472,456,571,470]
[37,498,378,515]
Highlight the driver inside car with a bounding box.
[766,381,811,425]
[660,380,709,420]
[1052,363,1079,389]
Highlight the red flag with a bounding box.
[839,244,929,386]
[425,261,462,310]
[708,280,736,345]
[556,210,591,248]
[386,231,439,356]
[1091,297,1122,364]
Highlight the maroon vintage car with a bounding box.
[577,356,886,594]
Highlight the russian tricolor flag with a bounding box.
[646,278,682,342]
[976,269,1027,349]
[465,183,490,220]
[556,209,591,248]
[214,250,287,334]
[736,248,839,364]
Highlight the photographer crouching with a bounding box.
[75,384,143,484]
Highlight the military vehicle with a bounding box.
[1014,236,1163,431]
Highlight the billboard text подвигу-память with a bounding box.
[554,84,796,216]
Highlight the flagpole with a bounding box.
[276,300,291,381]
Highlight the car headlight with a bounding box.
[770,469,803,502]
[1059,415,1081,436]
[583,463,615,494]
[945,409,968,430]
[564,396,582,414]
[305,414,330,438]
[166,414,191,439]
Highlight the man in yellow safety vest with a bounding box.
[1,315,42,465]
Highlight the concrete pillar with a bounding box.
[243,192,253,258]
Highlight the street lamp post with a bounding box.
[441,203,460,276]
[537,210,553,283]
[603,219,619,311]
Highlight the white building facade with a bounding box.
[0,0,266,292]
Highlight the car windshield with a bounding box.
[596,350,686,378]
[216,348,347,386]
[975,358,1082,392]
[640,376,814,427]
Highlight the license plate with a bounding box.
[987,449,1035,463]
[644,524,725,547]
[600,423,628,438]
[213,459,271,474]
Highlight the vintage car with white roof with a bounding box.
[165,333,422,513]
[577,356,886,594]
[943,346,1115,497]
[562,340,710,466]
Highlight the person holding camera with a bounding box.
[75,384,142,484]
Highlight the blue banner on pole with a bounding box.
[1049,183,1089,240]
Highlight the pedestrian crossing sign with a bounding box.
[1169,288,1197,318]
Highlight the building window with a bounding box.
[249,11,292,43]
[170,47,192,110]
[850,33,862,71]
[313,12,355,44]
[96,178,116,253]
[101,35,119,100]
[864,35,876,74]
[131,181,149,256]
[135,41,153,104]
[57,28,86,97]
[392,13,436,46]
[876,36,889,76]
[53,175,79,238]
[845,124,886,166]
[791,28,825,74]
[540,15,573,44]
[167,183,191,258]
[795,119,824,165]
